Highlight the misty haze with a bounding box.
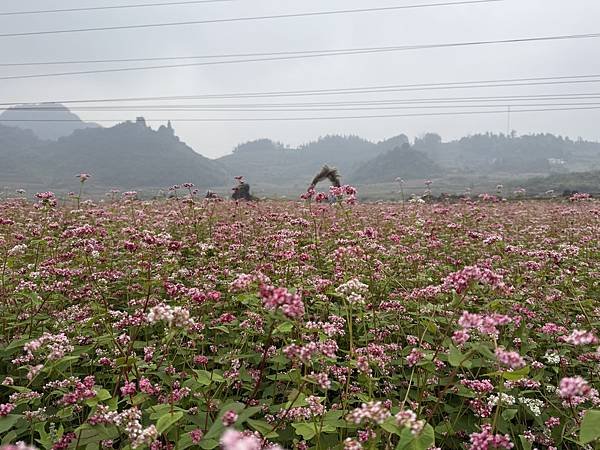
[0,1,599,450]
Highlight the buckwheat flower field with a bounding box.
[1,189,599,450]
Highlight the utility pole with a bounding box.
[506,105,511,137]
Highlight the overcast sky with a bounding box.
[1,0,599,158]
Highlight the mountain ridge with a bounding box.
[0,103,100,141]
[1,104,600,192]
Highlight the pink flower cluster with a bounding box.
[305,315,346,337]
[35,191,56,207]
[395,409,425,435]
[14,333,74,365]
[461,379,495,394]
[283,340,338,362]
[458,311,512,337]
[442,266,509,295]
[58,376,96,406]
[221,410,238,426]
[259,285,305,319]
[560,329,598,346]
[276,395,324,421]
[558,376,599,407]
[301,185,357,205]
[406,348,424,367]
[569,192,591,201]
[467,424,514,450]
[220,429,283,450]
[0,444,38,450]
[495,348,526,369]
[0,403,15,417]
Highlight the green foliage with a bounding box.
[580,410,600,444]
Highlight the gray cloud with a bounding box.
[0,0,599,157]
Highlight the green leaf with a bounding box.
[501,366,530,381]
[195,369,224,386]
[502,409,518,421]
[176,433,194,450]
[149,404,176,420]
[2,431,18,446]
[86,388,113,407]
[247,419,279,439]
[291,422,314,440]
[204,402,246,441]
[419,319,437,334]
[395,424,435,450]
[473,343,496,360]
[381,417,403,435]
[34,422,53,449]
[199,439,219,449]
[0,415,21,434]
[322,410,345,427]
[448,345,472,368]
[580,410,600,444]
[156,411,184,434]
[95,389,112,401]
[275,322,294,334]
[519,435,533,450]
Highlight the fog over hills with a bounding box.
[1,104,600,194]
[350,143,442,184]
[0,124,43,183]
[0,104,100,141]
[0,115,227,190]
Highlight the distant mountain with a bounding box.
[217,134,404,187]
[0,103,100,140]
[0,124,44,182]
[1,118,227,190]
[414,132,600,174]
[375,134,410,153]
[217,132,600,188]
[2,106,600,195]
[350,143,441,184]
[33,118,228,189]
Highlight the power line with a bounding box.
[0,0,503,38]
[3,36,549,67]
[3,102,600,112]
[2,74,600,106]
[5,101,600,113]
[1,105,599,122]
[0,1,237,17]
[5,92,600,110]
[1,33,599,81]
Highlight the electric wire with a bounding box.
[1,105,599,122]
[0,1,504,38]
[0,1,237,17]
[1,33,599,81]
[2,74,600,106]
[5,101,600,113]
[5,92,600,110]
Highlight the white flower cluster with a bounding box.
[94,406,158,449]
[116,408,158,449]
[8,244,28,256]
[544,352,560,365]
[519,397,545,417]
[336,278,369,304]
[147,304,194,328]
[346,401,390,425]
[487,393,516,407]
